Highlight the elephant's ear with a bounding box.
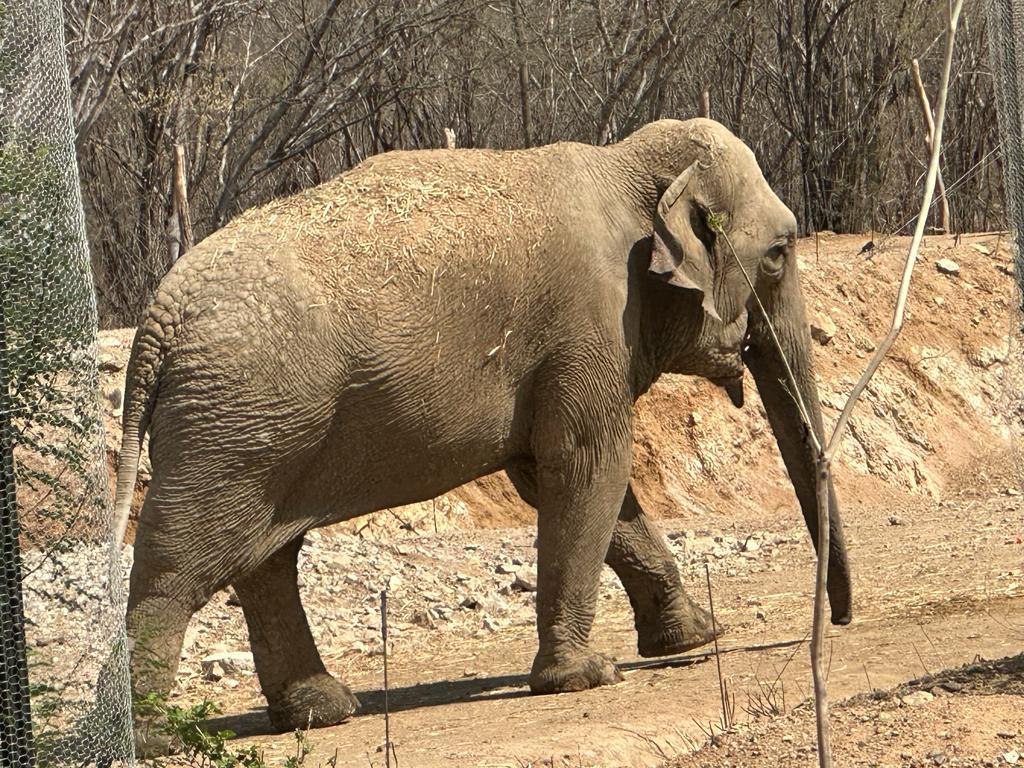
[648,162,721,322]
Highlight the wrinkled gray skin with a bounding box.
[114,118,851,753]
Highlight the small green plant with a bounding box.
[135,692,318,768]
[135,693,266,768]
[284,729,313,768]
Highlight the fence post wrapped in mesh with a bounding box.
[985,0,1024,477]
[985,0,1024,280]
[0,0,134,763]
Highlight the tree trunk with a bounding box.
[510,0,532,148]
[911,59,951,233]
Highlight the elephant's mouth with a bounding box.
[710,374,744,408]
[696,312,747,404]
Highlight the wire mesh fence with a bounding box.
[985,0,1024,480]
[0,0,133,763]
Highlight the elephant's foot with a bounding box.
[637,596,724,658]
[267,673,359,732]
[529,650,624,694]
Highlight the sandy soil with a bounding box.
[85,233,1023,766]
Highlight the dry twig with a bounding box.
[717,3,963,764]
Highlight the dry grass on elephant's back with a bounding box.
[222,146,563,294]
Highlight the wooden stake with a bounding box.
[173,144,193,256]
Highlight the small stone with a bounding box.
[933,296,945,306]
[495,563,517,575]
[201,651,255,680]
[221,678,239,689]
[971,347,1006,368]
[781,735,793,743]
[929,752,947,765]
[888,515,904,526]
[104,385,124,411]
[512,568,538,592]
[900,690,934,706]
[689,412,702,426]
[997,732,1018,739]
[98,353,123,373]
[410,609,435,628]
[810,313,837,345]
[936,258,960,276]
[226,588,242,607]
[428,605,451,621]
[1004,752,1020,765]
[742,537,761,552]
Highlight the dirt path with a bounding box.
[184,457,1023,768]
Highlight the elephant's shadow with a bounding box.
[205,654,710,739]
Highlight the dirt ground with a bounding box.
[90,233,1023,766]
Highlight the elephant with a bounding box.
[113,117,852,753]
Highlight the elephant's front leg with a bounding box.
[528,409,632,695]
[606,485,720,657]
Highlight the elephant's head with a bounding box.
[627,119,852,625]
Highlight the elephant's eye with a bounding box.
[762,244,786,277]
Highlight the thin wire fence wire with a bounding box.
[0,0,134,764]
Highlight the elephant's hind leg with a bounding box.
[128,498,229,756]
[233,537,359,731]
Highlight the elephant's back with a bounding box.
[211,146,570,297]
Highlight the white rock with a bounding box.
[900,690,934,706]
[201,651,255,680]
[936,258,960,275]
[512,568,538,592]
[810,313,836,345]
[1003,752,1020,765]
[98,353,123,372]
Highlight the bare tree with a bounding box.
[68,0,1003,327]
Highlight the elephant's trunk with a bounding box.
[742,271,852,625]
